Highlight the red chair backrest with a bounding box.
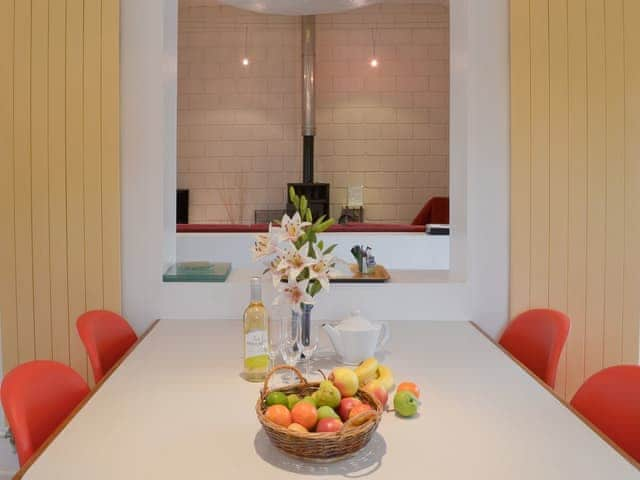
[499,309,570,388]
[77,310,138,383]
[411,196,450,225]
[1,361,89,466]
[571,366,640,463]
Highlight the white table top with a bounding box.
[22,320,640,479]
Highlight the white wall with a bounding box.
[177,232,450,270]
[121,0,509,337]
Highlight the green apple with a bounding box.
[393,391,419,417]
[317,406,340,420]
[287,394,302,410]
[266,391,288,407]
[301,395,317,407]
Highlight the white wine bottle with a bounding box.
[243,276,269,382]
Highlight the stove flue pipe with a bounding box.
[302,15,315,184]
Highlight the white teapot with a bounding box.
[322,311,390,365]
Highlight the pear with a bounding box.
[312,380,341,409]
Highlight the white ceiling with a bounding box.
[215,0,448,16]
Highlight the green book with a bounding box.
[163,262,231,283]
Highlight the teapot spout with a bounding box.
[322,323,343,356]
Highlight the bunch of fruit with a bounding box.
[263,359,421,434]
[264,375,376,433]
[353,357,421,418]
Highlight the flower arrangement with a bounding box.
[252,187,339,312]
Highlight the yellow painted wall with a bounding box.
[0,0,120,382]
[510,0,640,399]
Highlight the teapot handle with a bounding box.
[377,322,390,349]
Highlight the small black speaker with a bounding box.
[177,189,189,224]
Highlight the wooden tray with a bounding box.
[329,264,391,283]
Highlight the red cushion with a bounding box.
[177,223,425,233]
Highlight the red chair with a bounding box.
[1,361,89,466]
[571,366,640,463]
[77,310,138,383]
[411,196,449,225]
[499,309,570,388]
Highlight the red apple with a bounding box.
[316,417,343,433]
[363,381,388,407]
[338,397,362,422]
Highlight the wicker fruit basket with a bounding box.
[256,365,383,462]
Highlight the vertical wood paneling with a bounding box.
[602,0,626,368]
[83,0,103,312]
[529,0,550,307]
[32,0,53,360]
[66,0,88,380]
[548,0,569,397]
[14,0,35,363]
[584,0,607,379]
[509,0,532,316]
[565,0,589,398]
[622,0,640,364]
[101,0,121,313]
[1,0,120,382]
[0,0,18,373]
[49,0,70,365]
[511,0,640,398]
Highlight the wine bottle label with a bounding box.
[245,330,267,359]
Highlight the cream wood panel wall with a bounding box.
[510,0,640,399]
[0,0,120,382]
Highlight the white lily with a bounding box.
[251,225,278,261]
[277,212,311,243]
[277,242,315,283]
[274,279,314,313]
[250,223,279,260]
[308,243,339,292]
[265,255,287,288]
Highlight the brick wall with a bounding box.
[177,1,449,224]
[177,2,302,223]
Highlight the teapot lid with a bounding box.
[338,310,375,331]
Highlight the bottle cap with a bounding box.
[250,276,261,302]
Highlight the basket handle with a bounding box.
[261,365,308,399]
[341,409,380,432]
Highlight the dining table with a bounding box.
[16,319,640,479]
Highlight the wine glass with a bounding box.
[268,307,284,370]
[279,309,301,383]
[299,319,320,378]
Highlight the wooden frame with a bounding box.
[471,322,640,471]
[12,320,160,480]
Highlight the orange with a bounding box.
[265,404,292,427]
[397,381,420,399]
[348,403,373,419]
[291,401,318,430]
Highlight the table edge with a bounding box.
[13,319,161,480]
[470,321,640,471]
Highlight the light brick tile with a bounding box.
[335,140,368,156]
[428,171,449,188]
[365,172,398,188]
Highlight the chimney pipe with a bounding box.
[302,16,315,183]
